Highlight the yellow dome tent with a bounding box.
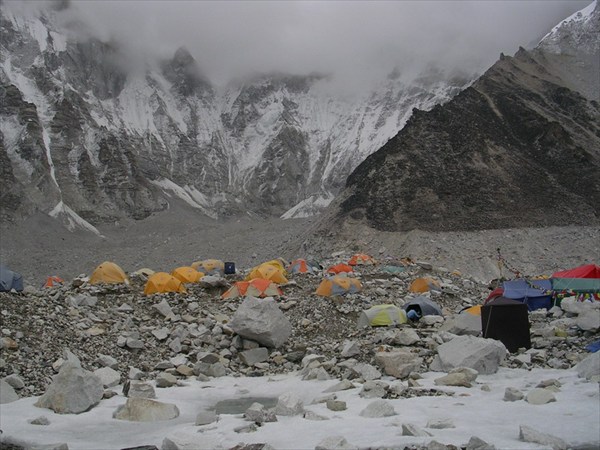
[357,304,408,327]
[144,272,186,295]
[409,277,441,293]
[90,261,129,285]
[171,266,204,283]
[315,276,362,297]
[245,263,288,284]
[191,259,225,275]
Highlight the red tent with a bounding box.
[552,264,600,279]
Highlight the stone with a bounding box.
[127,381,156,399]
[503,387,524,402]
[229,297,292,348]
[575,351,600,380]
[195,410,219,425]
[465,436,496,450]
[526,388,556,405]
[113,398,179,422]
[156,373,178,388]
[29,416,50,425]
[350,362,381,381]
[4,374,25,390]
[170,354,188,367]
[93,367,121,388]
[302,367,331,381]
[176,365,194,377]
[430,336,506,374]
[426,418,455,429]
[34,363,103,414]
[303,410,330,421]
[359,380,388,399]
[239,347,269,366]
[375,350,422,379]
[402,423,432,436]
[0,379,19,404]
[96,354,118,369]
[153,299,175,318]
[244,402,277,424]
[128,367,144,380]
[519,425,567,450]
[340,340,361,357]
[439,314,482,336]
[117,303,134,312]
[126,338,144,349]
[315,436,358,450]
[434,367,478,387]
[359,399,396,418]
[323,379,355,393]
[152,328,170,340]
[326,399,347,411]
[274,391,304,416]
[66,293,97,307]
[392,328,420,346]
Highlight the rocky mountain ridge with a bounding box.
[327,1,600,233]
[0,2,470,230]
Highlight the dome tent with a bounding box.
[191,259,225,276]
[89,262,128,285]
[246,263,288,284]
[144,272,186,295]
[171,266,204,284]
[315,276,362,297]
[0,265,24,292]
[357,304,408,327]
[221,279,283,299]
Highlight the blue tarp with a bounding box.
[502,279,552,311]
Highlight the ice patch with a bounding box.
[151,178,217,219]
[281,193,334,219]
[49,201,104,237]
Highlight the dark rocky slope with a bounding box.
[336,46,600,232]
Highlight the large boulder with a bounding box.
[229,297,292,348]
[439,313,482,336]
[35,362,104,414]
[0,379,19,404]
[375,349,423,379]
[575,352,600,380]
[113,397,180,422]
[430,336,506,375]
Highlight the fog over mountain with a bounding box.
[5,0,590,91]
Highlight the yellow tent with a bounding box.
[357,304,408,327]
[191,259,225,275]
[315,276,362,297]
[144,272,186,295]
[90,261,129,285]
[245,263,288,284]
[462,305,482,316]
[409,277,440,293]
[171,266,204,283]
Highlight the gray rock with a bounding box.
[375,349,422,379]
[434,367,478,387]
[128,367,144,380]
[0,379,19,404]
[576,351,600,380]
[93,367,121,388]
[66,293,97,307]
[240,347,269,366]
[29,416,50,425]
[519,425,568,450]
[156,373,178,388]
[229,297,292,348]
[392,328,420,346]
[503,387,524,402]
[359,380,388,399]
[244,402,277,423]
[152,327,170,340]
[28,444,69,450]
[401,423,432,436]
[326,399,347,411]
[350,362,381,381]
[430,336,506,374]
[153,299,175,318]
[126,338,145,349]
[303,410,330,421]
[323,379,355,393]
[576,314,600,332]
[439,313,482,336]
[275,391,304,416]
[359,399,396,418]
[465,436,496,450]
[526,388,556,405]
[341,340,361,357]
[95,354,118,369]
[302,367,331,381]
[4,374,25,389]
[113,397,179,422]
[315,436,358,450]
[127,381,156,399]
[195,410,219,425]
[34,363,103,414]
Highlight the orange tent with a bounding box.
[43,276,64,288]
[327,263,353,275]
[171,266,204,283]
[288,259,320,274]
[409,277,441,293]
[222,278,283,299]
[191,259,225,275]
[90,261,129,285]
[348,254,376,266]
[144,272,186,295]
[316,276,362,297]
[245,263,288,284]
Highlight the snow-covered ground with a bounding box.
[1,367,598,449]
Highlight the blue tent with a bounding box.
[0,265,24,292]
[502,279,552,311]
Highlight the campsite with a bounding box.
[1,240,599,449]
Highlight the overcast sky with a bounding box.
[13,0,594,87]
